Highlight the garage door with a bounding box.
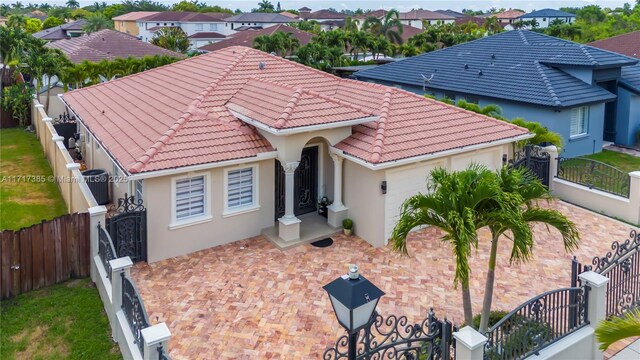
[384,163,440,244]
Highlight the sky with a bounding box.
[43,0,632,12]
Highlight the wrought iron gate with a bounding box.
[324,309,456,360]
[106,194,147,262]
[571,229,640,318]
[510,144,551,186]
[274,146,318,220]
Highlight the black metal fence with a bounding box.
[556,157,630,198]
[122,273,151,357]
[484,286,590,360]
[324,309,455,360]
[98,223,118,280]
[510,144,551,186]
[573,229,640,318]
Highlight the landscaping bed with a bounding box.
[0,128,67,230]
[0,278,120,360]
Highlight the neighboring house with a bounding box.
[188,32,227,49]
[112,11,158,36]
[589,31,640,146]
[518,9,576,28]
[435,10,468,18]
[0,16,7,27]
[399,10,455,28]
[279,11,298,19]
[59,46,529,262]
[354,30,639,157]
[45,29,184,63]
[199,24,312,53]
[25,10,48,22]
[480,9,525,24]
[298,7,346,23]
[32,19,87,41]
[137,11,232,44]
[224,13,299,31]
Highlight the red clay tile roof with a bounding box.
[588,31,640,59]
[399,10,455,20]
[198,24,312,52]
[400,24,423,43]
[46,29,184,63]
[140,11,228,22]
[187,32,226,39]
[61,47,528,174]
[304,9,346,20]
[112,11,159,21]
[355,10,389,20]
[480,9,525,19]
[226,78,374,129]
[279,11,298,19]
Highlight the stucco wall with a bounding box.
[528,327,594,360]
[616,87,640,146]
[343,160,386,247]
[144,160,275,262]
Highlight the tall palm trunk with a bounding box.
[45,76,52,112]
[462,282,474,327]
[479,231,500,333]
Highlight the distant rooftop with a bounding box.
[112,11,159,21]
[588,31,640,59]
[354,30,637,108]
[399,9,455,20]
[32,19,86,41]
[520,9,576,18]
[139,11,228,22]
[225,12,299,23]
[199,24,312,52]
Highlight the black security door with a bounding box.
[274,146,318,219]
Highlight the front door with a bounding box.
[275,146,318,220]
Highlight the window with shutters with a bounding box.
[570,106,589,137]
[171,175,210,228]
[224,165,259,216]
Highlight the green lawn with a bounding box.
[0,278,121,360]
[0,128,67,230]
[581,150,640,173]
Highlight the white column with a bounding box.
[579,271,609,360]
[282,161,299,221]
[110,256,134,343]
[454,326,487,360]
[142,323,171,360]
[542,145,558,192]
[629,171,640,225]
[327,153,348,228]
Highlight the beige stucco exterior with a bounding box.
[114,20,141,36]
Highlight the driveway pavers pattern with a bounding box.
[131,201,637,359]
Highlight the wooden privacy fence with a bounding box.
[0,212,90,300]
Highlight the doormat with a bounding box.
[310,238,334,248]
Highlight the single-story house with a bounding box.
[32,19,87,41]
[353,30,639,157]
[198,24,313,53]
[45,29,184,63]
[59,47,530,262]
[588,31,640,146]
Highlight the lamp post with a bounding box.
[323,265,385,360]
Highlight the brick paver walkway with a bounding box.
[132,201,637,359]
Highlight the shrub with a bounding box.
[342,218,353,230]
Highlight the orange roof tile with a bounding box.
[61,46,528,174]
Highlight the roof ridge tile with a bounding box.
[533,61,561,106]
[579,45,599,66]
[128,48,251,173]
[275,88,304,128]
[369,90,394,163]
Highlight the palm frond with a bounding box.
[595,309,640,350]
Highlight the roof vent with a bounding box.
[464,64,469,70]
[491,54,496,60]
[269,52,276,56]
[258,62,266,70]
[478,70,483,76]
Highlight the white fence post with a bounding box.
[110,257,133,343]
[454,326,487,360]
[88,206,108,283]
[579,271,609,360]
[629,171,640,225]
[542,145,558,191]
[141,323,171,360]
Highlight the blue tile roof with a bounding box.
[354,31,637,108]
[620,64,640,94]
[520,9,576,18]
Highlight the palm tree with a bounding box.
[596,309,640,351]
[253,34,276,53]
[66,0,79,9]
[392,164,502,326]
[83,13,113,33]
[477,166,579,333]
[150,27,190,53]
[19,47,59,108]
[362,9,403,44]
[482,16,503,34]
[256,0,274,13]
[7,14,27,29]
[343,16,359,32]
[347,30,369,61]
[12,2,23,9]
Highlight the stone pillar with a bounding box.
[65,163,80,213]
[110,256,134,342]
[278,161,301,242]
[629,171,640,225]
[141,323,171,360]
[327,153,348,228]
[454,326,487,360]
[88,206,108,282]
[579,271,609,360]
[542,145,558,192]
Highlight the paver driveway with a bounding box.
[132,201,636,359]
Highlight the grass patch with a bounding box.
[0,278,121,360]
[0,128,67,230]
[582,150,640,173]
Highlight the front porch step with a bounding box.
[262,213,342,250]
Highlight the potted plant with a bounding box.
[342,218,353,236]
